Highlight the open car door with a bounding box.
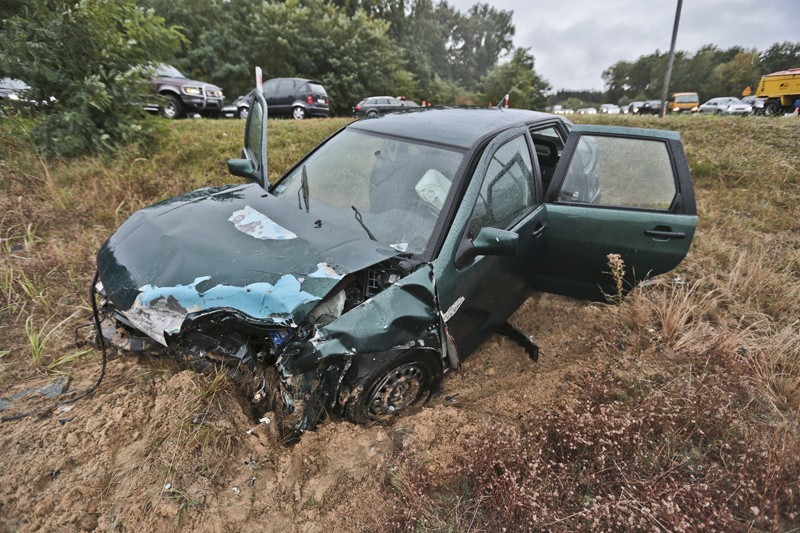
[228,68,269,189]
[534,124,697,300]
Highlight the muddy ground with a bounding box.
[0,291,609,531]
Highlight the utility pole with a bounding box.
[659,0,683,118]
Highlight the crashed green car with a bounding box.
[95,85,696,437]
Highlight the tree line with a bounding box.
[601,42,800,105]
[0,0,549,156]
[137,0,550,114]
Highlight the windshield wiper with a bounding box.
[297,165,310,212]
[351,206,377,241]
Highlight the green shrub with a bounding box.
[0,0,185,157]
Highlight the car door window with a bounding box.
[530,125,564,193]
[264,79,278,96]
[472,134,535,230]
[276,79,295,95]
[557,135,676,210]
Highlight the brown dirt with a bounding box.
[0,293,604,532]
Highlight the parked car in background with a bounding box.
[145,64,224,119]
[741,95,766,115]
[627,101,645,114]
[697,97,752,115]
[262,77,329,119]
[96,89,698,436]
[222,80,331,120]
[0,78,30,102]
[221,89,256,119]
[668,92,700,113]
[599,104,621,114]
[576,107,597,114]
[641,100,663,115]
[353,96,418,117]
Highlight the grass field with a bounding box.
[1,112,799,530]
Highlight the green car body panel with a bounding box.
[95,102,697,437]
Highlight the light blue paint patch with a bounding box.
[308,262,344,280]
[136,274,320,320]
[228,205,297,240]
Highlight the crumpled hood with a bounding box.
[97,183,400,344]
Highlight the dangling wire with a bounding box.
[1,271,109,422]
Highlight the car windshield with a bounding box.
[272,129,464,255]
[154,64,186,78]
[674,94,697,103]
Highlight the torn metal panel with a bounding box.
[118,275,320,345]
[280,264,442,375]
[274,264,446,432]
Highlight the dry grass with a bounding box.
[382,114,800,530]
[2,113,800,529]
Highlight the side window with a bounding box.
[530,125,564,192]
[558,135,676,210]
[276,79,294,95]
[263,79,278,96]
[472,135,535,231]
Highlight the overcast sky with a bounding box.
[448,0,799,91]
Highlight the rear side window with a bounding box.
[275,79,295,94]
[558,135,676,210]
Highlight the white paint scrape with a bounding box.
[228,205,297,240]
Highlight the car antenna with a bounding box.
[496,80,525,109]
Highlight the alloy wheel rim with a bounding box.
[368,363,426,417]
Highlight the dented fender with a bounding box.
[275,263,454,433]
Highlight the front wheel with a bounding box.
[160,95,183,119]
[763,100,783,116]
[344,351,441,424]
[238,106,249,119]
[292,106,306,120]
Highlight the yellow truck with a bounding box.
[756,68,800,115]
[668,92,699,113]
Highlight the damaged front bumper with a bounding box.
[94,263,459,437]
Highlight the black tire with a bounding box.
[238,106,249,119]
[344,351,441,424]
[763,99,783,116]
[292,106,306,120]
[160,94,183,119]
[366,109,379,118]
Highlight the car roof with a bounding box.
[348,107,558,149]
[267,77,323,84]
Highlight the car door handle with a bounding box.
[645,228,686,239]
[532,222,548,238]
